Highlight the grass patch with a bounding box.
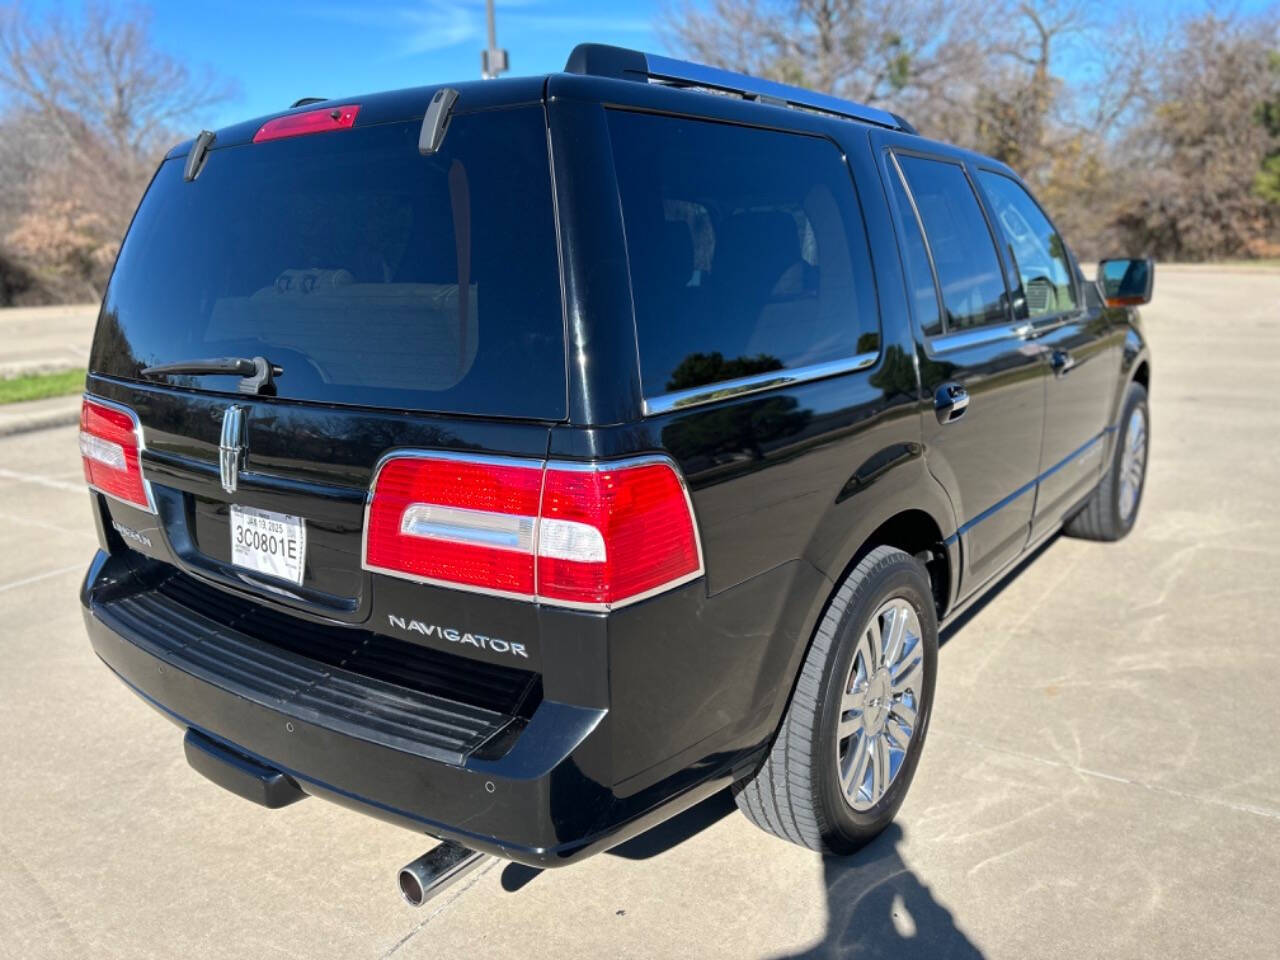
[0,369,85,405]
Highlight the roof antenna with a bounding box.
[184,130,216,182]
[419,88,459,156]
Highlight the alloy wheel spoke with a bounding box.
[871,735,891,801]
[840,684,865,714]
[885,719,912,750]
[892,649,922,694]
[852,634,872,691]
[890,697,917,728]
[882,603,908,667]
[837,712,862,740]
[865,615,884,668]
[843,731,870,795]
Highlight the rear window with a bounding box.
[607,110,879,401]
[93,105,566,419]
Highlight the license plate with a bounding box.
[229,504,306,586]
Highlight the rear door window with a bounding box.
[606,111,880,400]
[93,105,567,420]
[894,154,1010,333]
[885,166,943,338]
[975,171,1078,318]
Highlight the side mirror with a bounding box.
[1097,258,1154,307]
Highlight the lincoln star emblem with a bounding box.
[219,405,246,494]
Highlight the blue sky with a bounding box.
[17,0,1279,131]
[146,0,663,128]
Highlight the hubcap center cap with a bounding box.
[863,669,892,734]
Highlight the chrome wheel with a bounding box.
[1118,406,1147,522]
[836,597,923,812]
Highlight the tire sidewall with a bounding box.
[1109,384,1150,536]
[814,558,938,848]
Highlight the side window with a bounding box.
[886,161,943,338]
[895,154,1009,332]
[607,110,880,398]
[976,171,1078,318]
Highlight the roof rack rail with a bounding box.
[290,97,326,108]
[564,43,909,132]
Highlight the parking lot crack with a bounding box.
[378,856,501,958]
[934,730,1280,823]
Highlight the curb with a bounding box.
[0,402,82,439]
[0,361,86,379]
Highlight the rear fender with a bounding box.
[756,445,958,741]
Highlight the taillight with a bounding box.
[364,455,543,599]
[80,397,153,512]
[252,104,360,143]
[537,462,702,607]
[362,454,703,610]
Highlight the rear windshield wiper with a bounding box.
[141,356,282,395]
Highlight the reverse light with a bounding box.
[362,453,704,610]
[80,397,154,512]
[253,104,360,143]
[365,456,543,598]
[536,461,702,607]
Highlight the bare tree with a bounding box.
[658,0,1280,261]
[661,0,992,117]
[1113,12,1280,259]
[0,2,234,302]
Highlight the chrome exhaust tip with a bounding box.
[398,842,488,907]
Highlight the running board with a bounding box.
[398,842,488,907]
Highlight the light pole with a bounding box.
[481,0,508,79]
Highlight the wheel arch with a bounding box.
[756,453,958,750]
[802,449,959,622]
[1132,358,1150,393]
[836,509,951,619]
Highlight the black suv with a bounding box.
[79,44,1154,887]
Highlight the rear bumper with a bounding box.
[81,549,737,867]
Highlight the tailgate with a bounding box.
[87,377,555,671]
[84,95,566,668]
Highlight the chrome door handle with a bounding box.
[934,382,969,424]
[1051,349,1076,376]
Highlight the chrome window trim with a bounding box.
[1019,315,1077,339]
[360,451,706,613]
[642,352,878,418]
[81,393,158,515]
[926,323,1035,354]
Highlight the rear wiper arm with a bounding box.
[141,355,282,395]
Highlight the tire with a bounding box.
[1065,381,1149,542]
[733,546,938,854]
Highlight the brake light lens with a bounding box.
[537,462,702,607]
[80,397,153,512]
[363,455,703,610]
[253,104,360,143]
[365,456,543,597]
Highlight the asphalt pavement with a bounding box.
[0,268,1277,959]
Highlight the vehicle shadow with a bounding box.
[775,823,983,960]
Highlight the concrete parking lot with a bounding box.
[1,268,1277,959]
[0,304,97,377]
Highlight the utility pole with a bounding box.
[481,0,508,79]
